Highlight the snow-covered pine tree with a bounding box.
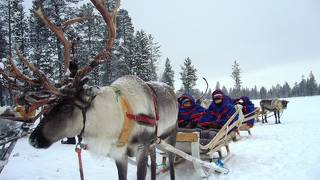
[0,22,7,59]
[131,30,153,81]
[109,9,135,83]
[11,0,28,54]
[0,0,28,68]
[28,1,56,80]
[10,0,29,74]
[147,34,160,81]
[160,57,175,89]
[180,57,197,93]
[0,0,12,55]
[231,60,242,97]
[75,3,105,86]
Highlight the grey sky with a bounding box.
[24,0,320,90]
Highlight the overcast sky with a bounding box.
[24,0,320,90]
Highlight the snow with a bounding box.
[1,96,320,180]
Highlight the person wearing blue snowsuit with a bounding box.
[197,90,239,129]
[177,93,206,128]
[236,96,255,127]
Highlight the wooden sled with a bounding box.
[239,107,260,135]
[161,107,241,178]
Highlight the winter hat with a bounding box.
[181,98,191,104]
[212,90,224,100]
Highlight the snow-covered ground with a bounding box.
[1,96,320,180]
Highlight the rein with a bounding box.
[73,94,96,180]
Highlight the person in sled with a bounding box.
[196,90,239,145]
[235,96,255,128]
[177,93,206,129]
[197,90,238,129]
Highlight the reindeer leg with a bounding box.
[261,111,264,123]
[265,111,268,123]
[115,156,128,180]
[137,145,149,180]
[149,146,157,180]
[277,111,281,124]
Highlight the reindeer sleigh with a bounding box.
[0,0,234,179]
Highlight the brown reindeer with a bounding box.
[260,99,289,124]
[0,1,178,180]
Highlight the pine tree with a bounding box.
[299,75,307,96]
[252,85,258,99]
[0,0,28,58]
[110,9,135,82]
[222,86,228,96]
[147,34,160,81]
[11,0,28,54]
[28,1,56,80]
[75,3,105,85]
[131,30,156,81]
[281,82,291,97]
[291,82,299,97]
[160,58,174,89]
[231,60,242,97]
[0,22,7,59]
[215,81,220,90]
[260,86,267,99]
[306,71,317,96]
[0,0,12,55]
[180,57,197,93]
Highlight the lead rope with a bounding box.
[75,146,84,180]
[75,108,89,180]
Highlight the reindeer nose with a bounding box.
[29,128,52,149]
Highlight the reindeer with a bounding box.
[260,99,289,124]
[0,1,178,180]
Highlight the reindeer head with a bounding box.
[0,0,119,148]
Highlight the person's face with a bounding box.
[183,101,192,107]
[214,98,223,104]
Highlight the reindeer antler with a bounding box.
[16,49,62,95]
[0,0,120,112]
[73,0,119,87]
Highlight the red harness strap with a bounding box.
[126,84,159,126]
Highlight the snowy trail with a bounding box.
[1,96,320,180]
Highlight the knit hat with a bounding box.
[212,90,224,100]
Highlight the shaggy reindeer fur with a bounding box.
[29,76,178,180]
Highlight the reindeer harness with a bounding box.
[111,85,160,147]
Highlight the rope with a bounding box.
[75,147,84,180]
